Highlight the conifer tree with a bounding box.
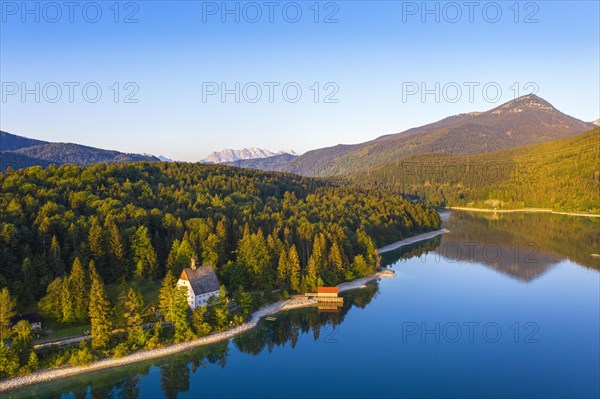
[277,248,288,289]
[49,235,64,276]
[158,273,177,323]
[132,226,157,279]
[89,262,112,350]
[0,287,16,341]
[288,245,301,292]
[69,257,89,322]
[122,287,145,347]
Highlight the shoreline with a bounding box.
[444,206,600,218]
[0,227,448,392]
[0,269,390,393]
[377,228,450,254]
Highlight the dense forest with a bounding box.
[351,128,600,212]
[0,161,440,308]
[0,161,439,378]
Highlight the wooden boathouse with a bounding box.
[305,287,344,303]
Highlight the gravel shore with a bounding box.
[0,298,317,393]
[377,228,449,254]
[1,228,449,392]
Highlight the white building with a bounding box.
[177,259,221,310]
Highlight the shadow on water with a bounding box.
[8,285,379,399]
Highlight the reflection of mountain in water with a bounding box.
[12,285,379,399]
[381,211,600,282]
[437,239,561,282]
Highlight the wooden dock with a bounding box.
[314,296,343,304]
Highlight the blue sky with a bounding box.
[1,1,598,161]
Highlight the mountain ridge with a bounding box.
[0,131,159,172]
[270,94,596,176]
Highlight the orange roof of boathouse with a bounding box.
[317,287,339,294]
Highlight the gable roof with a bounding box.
[179,265,220,296]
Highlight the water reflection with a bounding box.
[10,285,379,399]
[234,284,378,357]
[382,211,600,281]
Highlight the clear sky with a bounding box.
[1,0,598,161]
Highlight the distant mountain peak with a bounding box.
[202,147,297,163]
[491,94,555,115]
[592,119,600,126]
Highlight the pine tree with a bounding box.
[106,220,125,276]
[352,254,368,278]
[60,275,75,323]
[288,245,301,292]
[132,226,157,279]
[167,238,195,277]
[122,287,145,348]
[171,287,192,342]
[234,286,253,317]
[0,287,16,341]
[89,268,112,350]
[0,342,19,379]
[201,233,221,267]
[329,241,344,275]
[12,320,33,365]
[277,248,288,289]
[158,273,177,322]
[207,286,230,331]
[191,307,211,337]
[88,216,105,263]
[69,257,89,322]
[49,235,64,276]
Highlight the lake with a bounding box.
[8,211,600,399]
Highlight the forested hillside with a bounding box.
[264,95,595,176]
[0,131,159,172]
[351,128,600,212]
[0,162,440,308]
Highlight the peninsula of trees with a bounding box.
[0,162,440,379]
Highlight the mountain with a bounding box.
[351,127,600,212]
[0,151,54,171]
[202,148,297,163]
[593,119,600,126]
[224,153,298,172]
[157,155,174,162]
[268,95,595,176]
[0,130,48,151]
[0,131,159,172]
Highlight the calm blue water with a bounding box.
[8,212,600,398]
